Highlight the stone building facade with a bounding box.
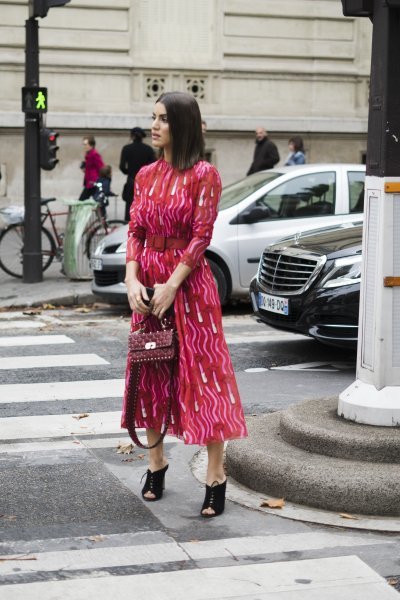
[0,0,372,206]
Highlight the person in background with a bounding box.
[285,136,306,165]
[79,135,104,200]
[119,127,156,222]
[93,165,116,217]
[246,127,280,175]
[95,165,115,198]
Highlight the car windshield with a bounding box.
[219,171,282,210]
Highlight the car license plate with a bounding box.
[258,292,289,316]
[90,258,103,271]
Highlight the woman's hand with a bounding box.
[126,279,151,315]
[150,282,177,320]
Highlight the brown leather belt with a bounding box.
[145,234,189,252]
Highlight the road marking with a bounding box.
[0,320,44,330]
[0,311,32,319]
[0,556,396,600]
[1,411,124,440]
[0,379,124,403]
[271,361,355,372]
[225,332,309,344]
[179,531,392,560]
[0,542,188,576]
[0,335,74,347]
[0,432,180,454]
[0,354,109,370]
[0,532,392,577]
[244,367,268,373]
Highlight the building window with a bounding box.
[146,77,166,99]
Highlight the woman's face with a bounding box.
[288,141,295,152]
[151,102,171,151]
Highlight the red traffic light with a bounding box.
[40,128,59,171]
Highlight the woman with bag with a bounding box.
[121,91,248,518]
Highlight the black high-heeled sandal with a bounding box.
[141,464,168,502]
[201,479,227,518]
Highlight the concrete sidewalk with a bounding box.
[0,261,98,309]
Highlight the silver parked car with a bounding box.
[91,164,365,304]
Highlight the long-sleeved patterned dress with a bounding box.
[121,158,248,446]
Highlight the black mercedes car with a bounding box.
[250,221,363,349]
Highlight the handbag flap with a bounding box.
[129,329,174,353]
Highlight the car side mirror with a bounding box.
[241,205,271,224]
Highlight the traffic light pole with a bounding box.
[24,17,43,283]
[338,0,400,425]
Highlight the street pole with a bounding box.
[23,17,43,283]
[338,0,400,425]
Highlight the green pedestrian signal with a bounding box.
[22,87,48,113]
[35,90,46,110]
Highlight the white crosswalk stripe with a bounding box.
[0,379,124,403]
[0,353,109,370]
[0,319,44,330]
[0,321,397,599]
[0,335,75,347]
[0,554,397,599]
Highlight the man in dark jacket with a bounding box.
[119,127,156,221]
[247,127,280,175]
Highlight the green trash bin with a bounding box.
[62,199,97,280]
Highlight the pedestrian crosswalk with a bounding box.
[0,311,398,599]
[0,379,124,403]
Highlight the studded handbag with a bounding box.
[126,315,177,449]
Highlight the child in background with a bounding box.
[93,165,116,216]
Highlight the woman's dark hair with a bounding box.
[156,91,204,170]
[83,135,96,148]
[99,165,112,178]
[289,136,305,153]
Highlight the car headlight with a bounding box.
[116,240,127,253]
[94,240,106,256]
[320,255,362,288]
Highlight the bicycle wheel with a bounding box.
[85,219,125,258]
[0,223,56,278]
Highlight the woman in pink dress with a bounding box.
[122,91,247,517]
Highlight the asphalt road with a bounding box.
[0,305,399,599]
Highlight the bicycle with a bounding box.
[0,191,125,278]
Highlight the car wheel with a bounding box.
[207,257,228,305]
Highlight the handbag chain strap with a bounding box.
[126,361,174,450]
[126,314,175,450]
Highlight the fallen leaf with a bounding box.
[388,578,399,586]
[72,413,89,420]
[339,513,360,520]
[116,442,134,455]
[0,555,37,562]
[122,458,135,462]
[74,307,91,313]
[137,454,145,459]
[41,303,57,310]
[22,309,42,315]
[260,498,285,509]
[72,441,81,445]
[88,535,105,543]
[189,539,200,543]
